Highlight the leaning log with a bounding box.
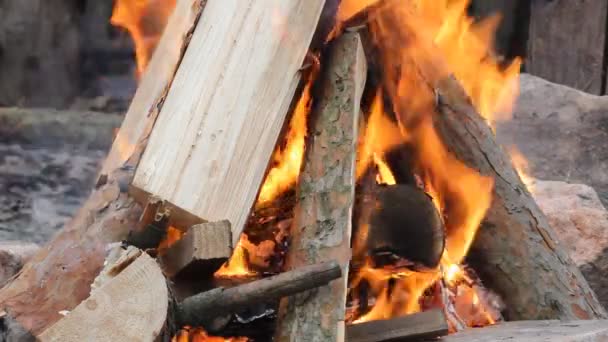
[275,32,367,342]
[0,0,207,336]
[363,1,607,320]
[346,309,449,342]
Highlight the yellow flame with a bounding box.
[111,0,176,77]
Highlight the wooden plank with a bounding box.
[442,320,608,342]
[527,0,608,94]
[346,310,448,342]
[38,248,168,341]
[274,32,367,342]
[160,220,233,277]
[0,0,206,336]
[132,0,326,245]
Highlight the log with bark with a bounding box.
[357,1,607,320]
[275,32,367,342]
[0,0,207,337]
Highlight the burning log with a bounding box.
[359,1,607,320]
[0,0,207,336]
[275,32,367,342]
[177,260,342,327]
[346,309,449,342]
[160,220,234,277]
[365,184,445,270]
[37,247,169,342]
[130,0,326,247]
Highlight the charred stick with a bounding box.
[176,261,342,327]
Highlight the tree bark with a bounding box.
[364,3,607,320]
[274,32,367,342]
[0,0,207,336]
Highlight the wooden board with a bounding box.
[346,310,448,342]
[274,32,367,342]
[527,0,608,94]
[38,248,168,341]
[442,320,608,342]
[132,0,326,245]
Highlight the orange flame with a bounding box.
[509,146,535,193]
[111,0,176,77]
[257,80,312,204]
[172,327,248,342]
[214,235,256,278]
[344,0,518,327]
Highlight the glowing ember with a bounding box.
[172,327,248,342]
[111,0,176,77]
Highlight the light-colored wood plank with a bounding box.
[102,0,205,173]
[132,0,326,245]
[274,32,367,342]
[442,320,608,342]
[160,220,233,277]
[38,248,168,341]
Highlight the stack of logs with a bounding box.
[1,0,608,341]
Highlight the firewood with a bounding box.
[176,260,342,327]
[38,247,168,341]
[442,320,608,342]
[160,220,233,277]
[275,32,367,342]
[360,1,607,320]
[0,0,207,336]
[346,309,449,342]
[365,184,445,270]
[130,0,326,246]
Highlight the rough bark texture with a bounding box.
[364,2,607,320]
[0,0,81,107]
[177,261,342,328]
[274,32,366,342]
[0,0,206,336]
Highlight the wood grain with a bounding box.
[132,0,326,245]
[527,0,608,94]
[274,32,367,342]
[38,248,168,341]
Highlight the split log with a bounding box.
[442,320,608,342]
[160,220,233,277]
[362,2,607,320]
[177,260,342,327]
[0,0,207,336]
[346,309,448,342]
[38,247,168,342]
[275,32,367,342]
[131,0,326,246]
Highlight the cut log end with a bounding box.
[37,247,168,342]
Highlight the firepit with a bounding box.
[0,0,607,341]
